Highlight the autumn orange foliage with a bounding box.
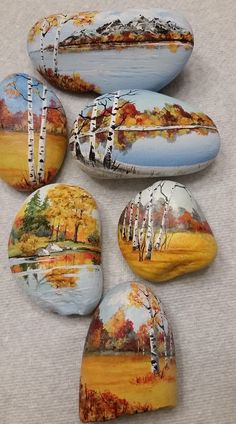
[39,68,101,93]
[80,383,152,422]
[45,267,78,288]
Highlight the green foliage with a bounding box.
[21,192,50,237]
[88,230,100,246]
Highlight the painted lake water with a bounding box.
[79,130,220,167]
[10,250,103,315]
[30,45,192,92]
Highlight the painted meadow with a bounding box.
[0,73,67,190]
[118,181,217,282]
[70,89,220,177]
[8,184,102,315]
[80,282,176,422]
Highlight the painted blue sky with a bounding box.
[0,74,60,114]
[99,282,153,331]
[28,8,193,52]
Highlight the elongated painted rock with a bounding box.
[8,184,103,315]
[69,90,220,178]
[0,73,67,191]
[27,9,193,93]
[80,281,176,422]
[118,180,217,282]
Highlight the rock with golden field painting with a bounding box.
[80,281,176,422]
[8,184,102,315]
[0,73,67,191]
[118,180,217,282]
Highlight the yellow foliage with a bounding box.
[46,267,78,288]
[105,307,126,337]
[18,234,41,256]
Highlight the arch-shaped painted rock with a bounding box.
[80,281,176,422]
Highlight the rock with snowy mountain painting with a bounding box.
[69,90,220,178]
[8,184,103,315]
[80,282,176,422]
[27,9,194,93]
[0,74,67,191]
[118,180,217,283]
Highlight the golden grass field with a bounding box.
[118,230,217,282]
[0,131,67,189]
[80,354,176,410]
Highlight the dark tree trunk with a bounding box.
[55,224,60,242]
[73,223,79,243]
[64,225,67,240]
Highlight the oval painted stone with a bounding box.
[80,281,176,422]
[0,73,67,191]
[8,183,103,315]
[69,90,220,178]
[27,9,193,93]
[118,180,217,282]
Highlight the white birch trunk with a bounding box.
[155,183,175,251]
[88,100,98,162]
[27,77,36,184]
[145,188,154,260]
[138,199,149,260]
[132,191,141,250]
[145,289,160,374]
[127,202,134,241]
[103,91,120,168]
[53,15,66,75]
[40,20,47,72]
[37,85,48,182]
[121,208,127,239]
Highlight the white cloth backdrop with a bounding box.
[0,1,235,423]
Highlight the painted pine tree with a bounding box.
[37,85,48,182]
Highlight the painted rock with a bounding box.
[0,73,67,191]
[27,9,193,93]
[118,180,217,282]
[80,281,176,422]
[8,183,102,315]
[69,90,220,178]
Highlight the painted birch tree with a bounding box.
[121,207,128,239]
[103,90,120,169]
[127,202,134,241]
[88,99,98,164]
[132,191,141,250]
[37,85,47,182]
[128,282,165,375]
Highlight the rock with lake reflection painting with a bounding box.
[0,73,67,191]
[8,183,102,315]
[118,180,217,283]
[80,281,176,422]
[27,9,193,93]
[69,90,220,178]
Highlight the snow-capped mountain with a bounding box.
[60,15,191,47]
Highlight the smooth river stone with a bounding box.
[8,183,103,315]
[80,281,176,422]
[69,90,220,178]
[0,73,67,191]
[27,9,194,93]
[118,180,217,283]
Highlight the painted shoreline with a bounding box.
[76,157,215,179]
[36,40,193,54]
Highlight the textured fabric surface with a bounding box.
[0,1,235,423]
